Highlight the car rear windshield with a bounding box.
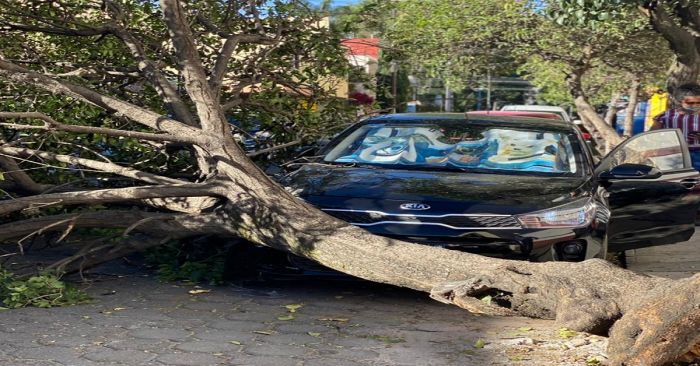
[322,121,582,176]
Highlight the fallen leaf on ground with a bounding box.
[307,332,321,337]
[318,317,349,322]
[277,315,295,321]
[253,330,274,335]
[558,328,578,338]
[229,340,242,345]
[284,303,304,312]
[474,339,486,349]
[188,289,211,294]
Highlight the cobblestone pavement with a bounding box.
[0,264,610,366]
[5,230,698,366]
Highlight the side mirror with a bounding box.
[599,163,662,180]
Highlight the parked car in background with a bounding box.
[284,113,700,262]
[468,110,594,144]
[501,105,573,123]
[467,110,563,120]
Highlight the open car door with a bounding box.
[595,129,700,252]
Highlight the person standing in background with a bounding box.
[650,83,700,170]
[644,87,669,131]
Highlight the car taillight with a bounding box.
[581,132,591,140]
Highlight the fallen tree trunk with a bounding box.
[212,191,700,366]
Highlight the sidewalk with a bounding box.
[625,231,700,279]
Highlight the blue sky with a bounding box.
[309,0,362,7]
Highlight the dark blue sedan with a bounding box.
[285,113,700,262]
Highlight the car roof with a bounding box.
[501,105,567,112]
[364,113,575,132]
[466,111,563,120]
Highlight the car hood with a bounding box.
[285,165,590,214]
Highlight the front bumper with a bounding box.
[323,210,607,261]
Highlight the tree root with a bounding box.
[607,273,700,366]
[431,262,698,366]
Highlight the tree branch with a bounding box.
[102,3,197,127]
[646,3,697,64]
[0,210,234,243]
[0,145,185,185]
[0,112,202,145]
[673,1,700,37]
[209,34,280,95]
[0,137,53,194]
[0,21,112,37]
[0,59,205,139]
[160,0,230,137]
[246,139,302,158]
[0,182,223,216]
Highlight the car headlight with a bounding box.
[516,198,596,228]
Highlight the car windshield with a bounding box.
[322,121,581,176]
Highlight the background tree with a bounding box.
[382,0,675,149]
[550,0,700,92]
[0,1,698,365]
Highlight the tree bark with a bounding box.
[566,68,623,153]
[644,2,700,92]
[604,91,621,126]
[623,77,641,138]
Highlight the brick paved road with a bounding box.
[4,229,698,366]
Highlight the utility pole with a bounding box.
[486,70,492,110]
[445,84,453,112]
[391,61,398,113]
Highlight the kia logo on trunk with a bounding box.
[400,203,431,211]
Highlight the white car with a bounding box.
[501,105,573,124]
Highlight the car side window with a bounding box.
[606,130,687,172]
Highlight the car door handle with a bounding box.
[680,178,699,189]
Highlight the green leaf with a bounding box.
[474,339,486,348]
[558,328,578,338]
[284,303,304,313]
[277,315,295,321]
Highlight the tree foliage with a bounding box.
[549,0,700,90]
[383,0,526,89]
[0,0,356,177]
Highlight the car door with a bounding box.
[595,129,700,252]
